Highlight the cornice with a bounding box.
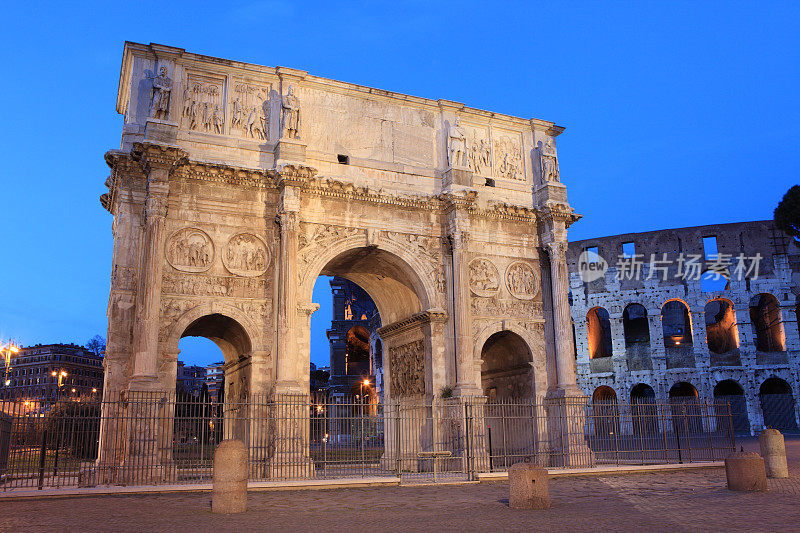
[440,190,479,211]
[131,142,188,174]
[303,176,443,211]
[175,161,275,189]
[537,201,582,229]
[277,164,318,188]
[475,201,538,222]
[377,308,448,339]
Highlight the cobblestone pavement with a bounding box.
[3,437,799,533]
[3,467,799,533]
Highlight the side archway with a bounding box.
[473,322,544,401]
[479,330,534,400]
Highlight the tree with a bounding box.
[774,185,800,243]
[86,335,106,356]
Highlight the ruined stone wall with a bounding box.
[567,220,800,433]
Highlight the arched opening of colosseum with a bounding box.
[587,307,612,373]
[480,331,534,400]
[591,386,619,438]
[759,377,798,431]
[704,298,740,364]
[630,383,658,436]
[669,381,701,434]
[623,303,651,370]
[749,293,785,353]
[713,380,750,434]
[662,300,694,369]
[178,313,253,442]
[662,300,692,347]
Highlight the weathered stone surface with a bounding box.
[725,451,768,492]
[760,429,789,478]
[509,462,550,509]
[212,439,248,514]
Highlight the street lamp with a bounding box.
[2,340,19,391]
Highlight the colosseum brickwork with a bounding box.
[568,220,800,434]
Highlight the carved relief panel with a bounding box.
[230,81,270,140]
[460,122,492,176]
[181,73,225,134]
[505,261,539,300]
[162,272,268,298]
[166,228,214,273]
[469,258,500,297]
[469,255,543,320]
[493,132,524,181]
[389,339,425,398]
[223,233,270,277]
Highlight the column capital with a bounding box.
[544,241,568,263]
[276,209,300,231]
[144,194,169,221]
[131,142,188,177]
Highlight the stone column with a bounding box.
[123,143,186,485]
[130,143,186,390]
[544,240,593,467]
[271,165,315,479]
[450,228,479,395]
[546,241,579,392]
[276,208,300,392]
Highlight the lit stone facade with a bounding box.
[99,42,582,477]
[568,220,800,434]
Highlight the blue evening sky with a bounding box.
[0,1,797,368]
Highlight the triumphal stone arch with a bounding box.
[99,42,584,479]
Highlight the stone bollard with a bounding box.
[725,450,767,492]
[759,429,789,479]
[212,439,248,514]
[509,463,550,510]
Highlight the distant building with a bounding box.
[0,343,104,399]
[176,362,207,397]
[310,363,330,391]
[568,220,800,434]
[205,361,224,400]
[326,277,381,396]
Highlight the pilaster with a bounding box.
[275,164,317,394]
[129,142,187,391]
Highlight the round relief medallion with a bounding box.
[166,227,214,273]
[223,233,270,277]
[505,261,539,300]
[469,258,500,297]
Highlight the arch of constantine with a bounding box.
[99,42,583,479]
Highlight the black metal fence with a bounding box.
[0,394,735,491]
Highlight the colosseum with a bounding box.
[568,220,799,435]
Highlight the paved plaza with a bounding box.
[3,451,799,532]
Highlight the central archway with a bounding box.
[299,242,440,401]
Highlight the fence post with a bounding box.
[465,400,473,481]
[37,424,47,490]
[395,402,401,477]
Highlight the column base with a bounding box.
[144,118,179,144]
[274,138,307,164]
[544,390,595,468]
[443,166,474,187]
